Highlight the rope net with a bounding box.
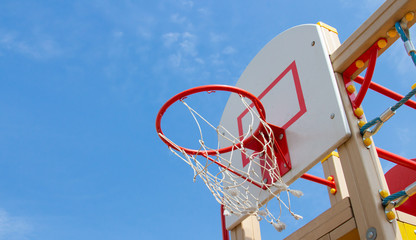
[159,94,303,232]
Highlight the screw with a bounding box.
[366,227,377,240]
[330,113,335,119]
[311,41,315,46]
[279,134,284,140]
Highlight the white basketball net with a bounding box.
[159,95,303,232]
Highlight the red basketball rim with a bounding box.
[155,85,267,156]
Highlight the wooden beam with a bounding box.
[329,218,357,239]
[284,198,353,240]
[397,210,416,226]
[317,234,331,240]
[331,0,416,75]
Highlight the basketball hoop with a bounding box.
[156,85,267,155]
[155,85,302,231]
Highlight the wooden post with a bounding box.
[319,23,351,207]
[319,18,403,238]
[230,215,261,240]
[321,153,350,206]
[333,74,402,239]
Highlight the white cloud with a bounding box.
[340,0,381,14]
[210,32,225,43]
[137,26,152,40]
[168,53,182,67]
[113,31,124,38]
[168,35,234,69]
[209,53,223,65]
[171,14,187,24]
[181,0,194,8]
[182,32,194,39]
[0,32,16,47]
[223,46,236,55]
[163,32,198,58]
[180,39,197,56]
[180,32,197,56]
[162,32,180,47]
[195,57,204,64]
[0,209,33,240]
[0,31,61,59]
[197,8,210,16]
[162,31,205,74]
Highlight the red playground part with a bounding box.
[385,159,416,216]
[342,38,387,118]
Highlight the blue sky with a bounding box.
[1,1,415,239]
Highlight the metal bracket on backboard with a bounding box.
[243,123,292,185]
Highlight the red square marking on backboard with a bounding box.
[237,61,307,167]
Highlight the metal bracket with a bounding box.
[342,38,387,118]
[244,123,292,184]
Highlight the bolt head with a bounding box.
[366,227,377,240]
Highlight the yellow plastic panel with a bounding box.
[338,228,359,240]
[399,221,416,240]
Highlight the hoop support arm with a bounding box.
[342,38,387,118]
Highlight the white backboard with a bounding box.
[219,24,351,229]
